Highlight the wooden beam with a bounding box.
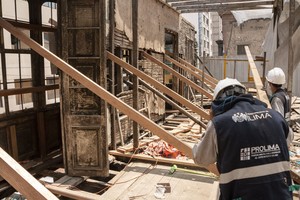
[170,0,272,6]
[0,147,58,200]
[143,52,213,99]
[244,46,271,108]
[178,58,218,84]
[107,52,210,120]
[0,18,220,175]
[132,0,139,149]
[45,184,101,200]
[139,79,207,128]
[287,0,295,97]
[109,150,218,176]
[0,85,59,97]
[165,55,216,88]
[175,1,274,10]
[179,5,272,13]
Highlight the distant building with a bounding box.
[182,12,222,57]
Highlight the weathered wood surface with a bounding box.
[0,18,221,175]
[244,46,271,108]
[0,147,58,200]
[107,52,210,120]
[143,52,213,99]
[165,55,216,88]
[100,162,219,200]
[178,57,218,84]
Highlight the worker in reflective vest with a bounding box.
[266,67,291,123]
[193,78,293,200]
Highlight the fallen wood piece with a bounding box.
[0,147,58,200]
[45,183,101,200]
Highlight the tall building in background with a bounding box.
[182,12,222,57]
[211,12,223,56]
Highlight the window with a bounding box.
[46,76,59,101]
[14,79,32,105]
[237,44,249,55]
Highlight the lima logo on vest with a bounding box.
[232,111,272,123]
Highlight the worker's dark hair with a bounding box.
[269,82,282,88]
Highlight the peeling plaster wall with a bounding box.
[179,17,196,62]
[222,13,270,56]
[115,0,179,52]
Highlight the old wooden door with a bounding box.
[60,0,108,176]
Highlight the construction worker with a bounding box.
[266,67,291,123]
[193,78,293,200]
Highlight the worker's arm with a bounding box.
[192,121,218,166]
[287,127,294,147]
[271,97,284,117]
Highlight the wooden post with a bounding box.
[7,125,18,160]
[109,0,116,150]
[287,0,295,98]
[0,147,58,200]
[233,60,237,79]
[262,52,267,88]
[132,0,139,150]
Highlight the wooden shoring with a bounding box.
[0,147,58,200]
[165,54,216,88]
[0,85,59,97]
[107,52,210,120]
[0,18,221,175]
[139,79,207,128]
[178,57,218,84]
[142,52,213,100]
[244,46,271,108]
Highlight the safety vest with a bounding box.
[212,95,292,200]
[271,88,291,123]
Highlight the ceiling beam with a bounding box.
[180,6,272,13]
[170,0,272,6]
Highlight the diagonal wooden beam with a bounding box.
[178,58,218,84]
[165,55,216,88]
[142,52,213,99]
[107,52,210,120]
[0,17,219,177]
[244,46,271,108]
[0,147,58,200]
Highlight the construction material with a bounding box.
[0,147,58,200]
[165,55,216,88]
[143,51,213,100]
[107,52,211,120]
[169,164,217,179]
[245,46,271,108]
[0,18,218,175]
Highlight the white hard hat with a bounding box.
[266,67,285,85]
[213,78,246,100]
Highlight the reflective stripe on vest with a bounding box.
[219,161,290,184]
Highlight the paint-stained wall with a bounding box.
[115,0,179,52]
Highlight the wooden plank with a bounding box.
[8,125,18,160]
[0,85,59,97]
[0,147,58,200]
[107,52,210,120]
[244,46,271,108]
[45,183,101,200]
[102,162,217,200]
[0,18,221,175]
[143,52,213,100]
[178,57,218,84]
[109,150,218,173]
[165,55,216,88]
